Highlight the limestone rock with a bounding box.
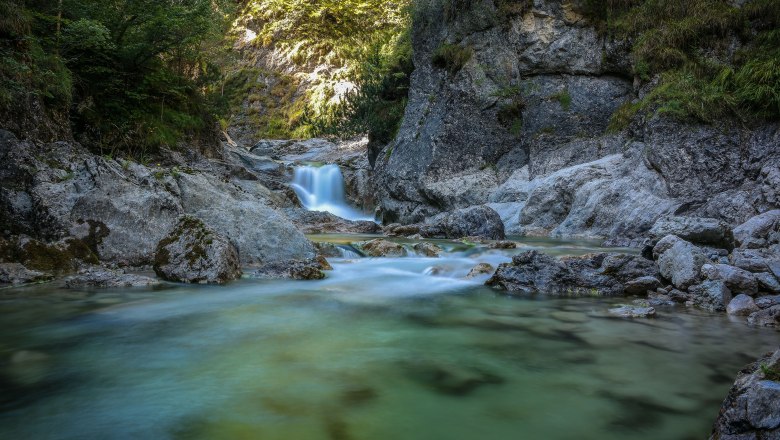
[654,236,709,290]
[413,242,442,258]
[733,210,780,249]
[357,239,407,257]
[608,305,656,318]
[0,263,51,285]
[688,281,732,312]
[701,264,758,296]
[154,216,242,284]
[466,263,495,279]
[649,216,733,248]
[64,267,160,289]
[251,258,327,280]
[747,306,780,327]
[283,208,381,234]
[420,205,505,240]
[756,272,780,294]
[726,294,759,316]
[710,349,780,439]
[623,276,662,295]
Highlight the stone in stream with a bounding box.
[608,305,656,318]
[488,241,517,249]
[401,360,504,396]
[413,242,442,257]
[64,266,160,288]
[465,263,495,279]
[154,216,242,284]
[0,263,52,285]
[746,306,780,327]
[251,258,327,280]
[709,348,780,439]
[418,206,506,240]
[653,235,709,290]
[623,276,662,296]
[356,239,407,257]
[726,294,759,316]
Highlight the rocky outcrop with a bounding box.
[0,130,317,274]
[373,0,780,245]
[485,250,659,297]
[154,216,242,284]
[710,348,780,440]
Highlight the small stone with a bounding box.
[756,295,780,310]
[413,242,442,257]
[623,276,662,295]
[315,255,333,271]
[357,239,407,257]
[64,266,160,289]
[688,280,732,312]
[252,259,326,280]
[756,272,780,293]
[466,263,494,279]
[488,241,517,249]
[747,305,780,327]
[608,305,656,318]
[727,294,760,316]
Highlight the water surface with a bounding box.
[0,238,777,440]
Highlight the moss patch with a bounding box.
[432,44,473,74]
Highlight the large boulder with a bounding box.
[649,216,733,249]
[251,258,327,280]
[654,235,709,290]
[701,264,759,296]
[485,250,658,297]
[710,348,780,439]
[726,294,759,316]
[154,216,242,284]
[688,281,732,312]
[421,205,505,240]
[733,210,780,249]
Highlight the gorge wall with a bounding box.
[374,0,780,245]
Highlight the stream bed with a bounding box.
[0,236,778,440]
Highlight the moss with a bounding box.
[761,363,780,381]
[550,88,572,111]
[497,99,525,135]
[607,101,642,133]
[432,43,473,74]
[15,238,97,273]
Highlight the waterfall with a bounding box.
[291,164,374,221]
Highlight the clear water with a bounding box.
[0,237,778,440]
[291,165,375,221]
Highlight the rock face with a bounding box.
[0,130,317,271]
[422,206,506,240]
[154,216,242,284]
[710,348,780,439]
[485,250,659,297]
[373,0,780,244]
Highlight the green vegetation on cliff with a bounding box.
[1,0,234,155]
[577,0,780,127]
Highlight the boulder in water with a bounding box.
[251,258,327,280]
[466,263,495,279]
[356,239,407,257]
[154,216,242,284]
[413,242,442,257]
[727,294,759,316]
[420,206,506,240]
[653,235,709,290]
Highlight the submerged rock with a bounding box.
[608,305,656,318]
[413,242,442,258]
[710,348,780,439]
[0,263,52,285]
[64,267,160,289]
[356,239,407,257]
[251,258,327,280]
[154,216,242,284]
[465,263,495,279]
[402,360,504,396]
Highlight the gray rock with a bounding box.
[726,294,759,316]
[733,210,780,249]
[413,242,442,257]
[251,258,327,280]
[465,263,494,279]
[756,272,780,294]
[282,208,381,234]
[710,348,780,439]
[608,305,656,318]
[731,249,777,273]
[623,276,662,295]
[0,263,51,285]
[420,205,505,240]
[688,281,732,312]
[485,251,656,297]
[756,296,780,310]
[356,239,407,257]
[654,236,709,290]
[154,216,242,284]
[649,216,733,248]
[701,264,759,296]
[747,306,780,327]
[64,267,160,289]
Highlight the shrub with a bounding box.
[432,43,473,74]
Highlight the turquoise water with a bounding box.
[0,238,777,440]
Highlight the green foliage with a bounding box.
[1,0,236,155]
[432,43,473,74]
[550,89,572,111]
[760,363,780,381]
[577,0,780,125]
[497,99,525,135]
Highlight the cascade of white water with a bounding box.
[291,164,374,221]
